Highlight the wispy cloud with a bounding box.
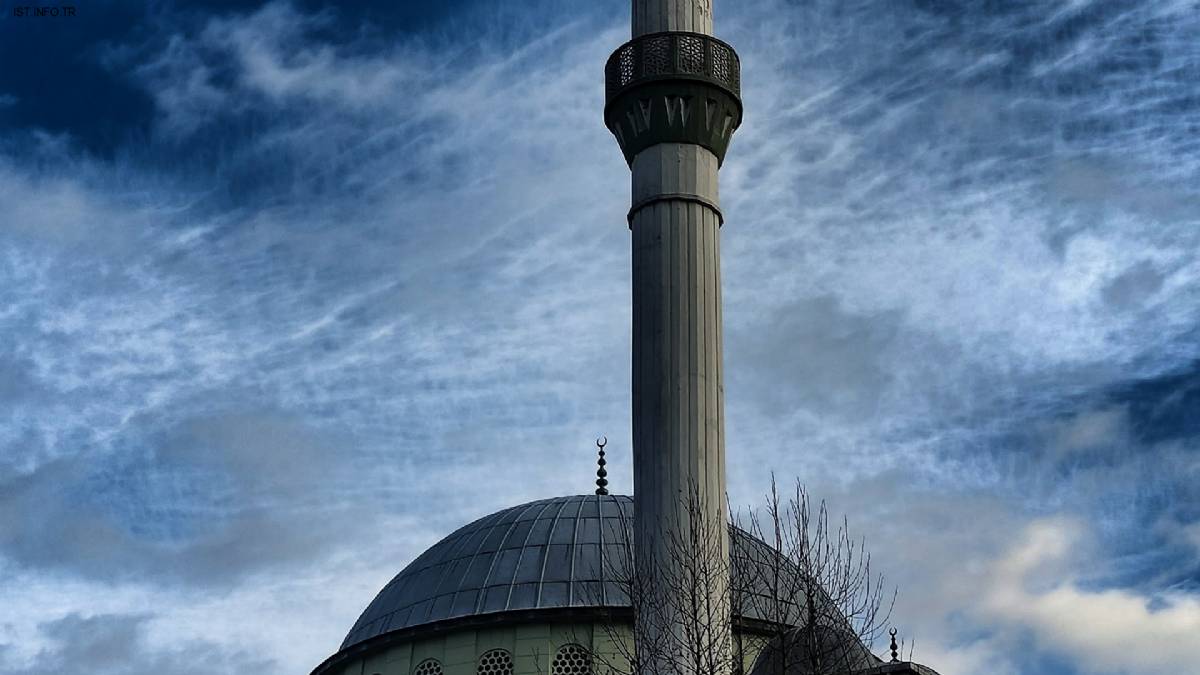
[1,1,1198,673]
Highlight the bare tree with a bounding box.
[581,483,735,675]
[732,477,894,675]
[641,484,734,675]
[577,477,895,675]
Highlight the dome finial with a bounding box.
[595,436,609,495]
[889,628,900,663]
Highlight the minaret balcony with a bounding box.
[604,31,743,166]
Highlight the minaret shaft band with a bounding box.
[627,193,723,227]
[628,143,723,227]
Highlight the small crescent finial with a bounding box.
[889,628,899,663]
[594,436,609,495]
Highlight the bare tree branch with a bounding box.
[575,478,899,675]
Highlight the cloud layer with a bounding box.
[2,1,1198,674]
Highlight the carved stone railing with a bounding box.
[604,32,743,166]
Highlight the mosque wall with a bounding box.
[331,621,627,675]
[330,621,770,675]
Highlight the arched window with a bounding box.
[414,659,443,675]
[552,644,592,675]
[477,649,514,675]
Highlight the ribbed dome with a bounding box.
[342,495,635,650]
[341,493,830,652]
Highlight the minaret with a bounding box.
[604,1,742,673]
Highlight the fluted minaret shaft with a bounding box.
[631,144,729,675]
[633,0,712,35]
[605,2,741,674]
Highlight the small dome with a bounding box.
[748,623,880,675]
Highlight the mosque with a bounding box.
[310,3,941,675]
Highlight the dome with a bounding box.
[344,493,812,651]
[342,494,636,650]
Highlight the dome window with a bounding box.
[552,644,592,675]
[477,649,514,675]
[414,659,443,675]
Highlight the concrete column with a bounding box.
[627,2,731,674]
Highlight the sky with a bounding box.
[0,0,1198,673]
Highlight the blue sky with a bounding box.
[1,1,1198,673]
